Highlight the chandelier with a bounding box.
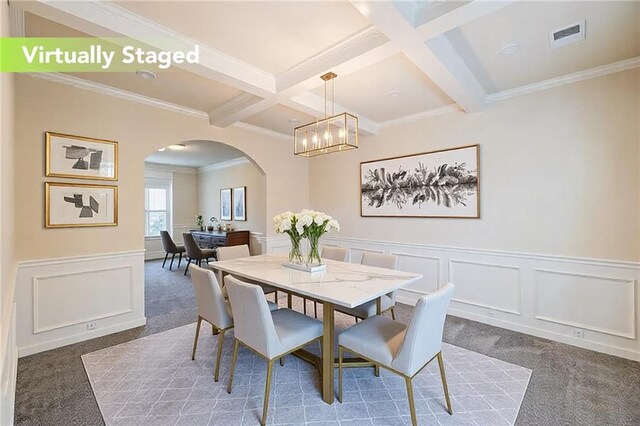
[294,72,359,157]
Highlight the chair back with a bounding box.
[217,244,251,261]
[321,246,348,262]
[392,283,454,376]
[183,233,203,259]
[225,275,281,358]
[160,230,178,253]
[188,265,232,329]
[361,252,398,270]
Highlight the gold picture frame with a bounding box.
[45,131,118,181]
[360,144,480,219]
[45,182,118,228]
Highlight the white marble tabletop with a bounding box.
[210,254,422,309]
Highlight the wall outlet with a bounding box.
[87,321,97,331]
[573,328,584,338]
[487,310,496,318]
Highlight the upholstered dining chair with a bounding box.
[336,252,399,321]
[306,246,349,318]
[159,231,186,271]
[338,283,455,426]
[225,275,323,426]
[183,232,216,276]
[188,265,278,382]
[216,245,279,304]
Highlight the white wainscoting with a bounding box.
[321,236,640,361]
[0,303,17,426]
[15,250,146,357]
[145,224,193,260]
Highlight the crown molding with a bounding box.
[144,163,199,175]
[378,104,461,129]
[23,72,209,119]
[486,56,640,103]
[198,157,251,174]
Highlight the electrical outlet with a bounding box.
[487,310,496,318]
[87,321,97,331]
[573,328,584,338]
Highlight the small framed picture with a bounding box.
[233,186,246,221]
[45,182,118,228]
[46,131,118,180]
[220,188,232,221]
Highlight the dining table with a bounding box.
[210,253,422,404]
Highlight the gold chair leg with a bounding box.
[262,360,274,426]
[390,307,396,320]
[227,339,240,394]
[191,316,202,360]
[280,357,285,366]
[338,346,344,403]
[405,376,417,426]
[374,365,380,377]
[437,352,453,415]
[214,328,226,382]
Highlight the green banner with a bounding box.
[0,38,200,72]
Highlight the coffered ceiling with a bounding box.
[14,0,640,139]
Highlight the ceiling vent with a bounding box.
[550,20,586,49]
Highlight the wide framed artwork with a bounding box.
[45,182,118,228]
[45,131,118,180]
[360,144,480,218]
[220,188,232,221]
[233,186,246,221]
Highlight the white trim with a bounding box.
[144,163,199,175]
[18,318,147,358]
[231,122,290,141]
[323,236,640,269]
[17,250,146,269]
[198,157,251,173]
[486,56,640,103]
[9,4,25,37]
[378,104,461,129]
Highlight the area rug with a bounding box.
[82,305,531,426]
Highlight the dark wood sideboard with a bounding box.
[190,230,250,250]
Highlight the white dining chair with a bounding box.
[338,283,455,426]
[306,246,349,318]
[216,244,280,304]
[225,275,323,426]
[188,265,277,382]
[336,252,399,321]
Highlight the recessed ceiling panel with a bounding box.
[243,104,316,136]
[312,54,454,122]
[447,1,640,93]
[115,1,371,74]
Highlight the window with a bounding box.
[144,180,171,237]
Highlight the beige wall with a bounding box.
[310,69,640,262]
[172,171,199,227]
[198,160,266,235]
[14,74,309,261]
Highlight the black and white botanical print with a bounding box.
[360,145,479,218]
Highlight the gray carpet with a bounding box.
[14,259,640,425]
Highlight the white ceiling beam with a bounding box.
[19,0,276,96]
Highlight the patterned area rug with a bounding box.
[83,304,531,426]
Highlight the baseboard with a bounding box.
[18,317,146,358]
[145,250,166,261]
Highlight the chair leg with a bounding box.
[274,290,278,305]
[375,365,380,377]
[437,352,453,415]
[184,258,191,276]
[262,359,274,426]
[227,339,240,394]
[390,307,396,321]
[355,317,359,323]
[279,357,284,366]
[404,376,417,426]
[303,298,307,315]
[169,253,176,271]
[314,301,318,318]
[197,259,202,267]
[162,253,168,268]
[338,346,344,403]
[178,252,182,268]
[191,316,202,360]
[214,328,226,382]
